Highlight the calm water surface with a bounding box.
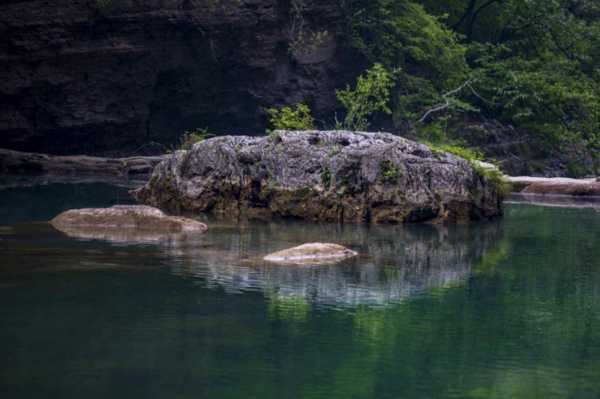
[1,181,600,399]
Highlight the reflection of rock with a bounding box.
[167,220,502,307]
[51,225,190,245]
[264,243,358,265]
[50,205,207,243]
[507,193,600,209]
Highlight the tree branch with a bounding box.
[418,80,493,123]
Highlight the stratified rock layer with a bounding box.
[0,0,356,154]
[133,131,503,223]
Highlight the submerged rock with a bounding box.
[51,205,207,239]
[264,243,358,266]
[132,131,503,224]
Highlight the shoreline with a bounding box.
[2,148,600,205]
[0,148,167,177]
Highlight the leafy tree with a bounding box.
[336,64,398,131]
[346,0,468,88]
[266,103,315,133]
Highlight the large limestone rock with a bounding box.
[132,131,503,224]
[264,243,358,266]
[51,205,207,239]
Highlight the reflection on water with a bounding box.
[1,219,501,308]
[165,221,502,307]
[2,183,600,399]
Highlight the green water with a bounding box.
[1,182,600,399]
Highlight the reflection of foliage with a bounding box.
[353,306,388,342]
[267,292,310,322]
[473,237,510,275]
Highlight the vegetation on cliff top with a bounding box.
[337,0,600,176]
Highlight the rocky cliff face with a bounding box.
[132,131,503,223]
[0,0,358,155]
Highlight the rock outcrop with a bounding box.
[0,149,166,176]
[264,243,358,265]
[51,205,208,238]
[508,176,600,196]
[0,0,358,155]
[132,131,503,223]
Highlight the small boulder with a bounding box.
[51,205,207,234]
[264,243,358,266]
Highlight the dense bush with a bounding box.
[267,103,315,133]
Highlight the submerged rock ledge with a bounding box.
[132,131,503,224]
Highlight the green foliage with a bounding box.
[336,64,398,131]
[341,0,600,172]
[267,103,315,133]
[379,160,401,182]
[468,42,600,150]
[473,164,512,196]
[177,128,213,151]
[347,0,468,88]
[320,168,332,187]
[427,142,484,162]
[425,140,511,195]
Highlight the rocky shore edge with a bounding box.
[0,148,166,177]
[2,147,599,201]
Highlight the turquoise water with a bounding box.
[1,182,600,398]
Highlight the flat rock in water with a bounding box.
[0,148,166,176]
[264,243,358,266]
[50,205,207,239]
[133,131,503,224]
[508,176,600,196]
